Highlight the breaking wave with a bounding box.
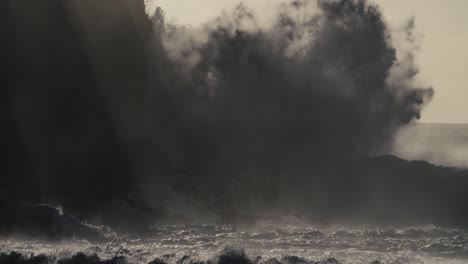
[1,221,468,264]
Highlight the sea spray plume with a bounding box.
[155,0,434,161]
[386,17,434,123]
[148,0,434,210]
[0,0,435,222]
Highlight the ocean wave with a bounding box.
[1,242,467,264]
[0,248,347,264]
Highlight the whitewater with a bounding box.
[1,217,467,264]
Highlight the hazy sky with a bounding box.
[146,0,468,124]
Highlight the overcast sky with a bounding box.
[146,0,468,124]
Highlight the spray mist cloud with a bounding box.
[0,0,433,215]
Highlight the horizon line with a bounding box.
[415,121,468,125]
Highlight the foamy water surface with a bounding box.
[1,217,467,264]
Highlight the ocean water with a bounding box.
[393,123,468,168]
[1,218,468,264]
[2,123,468,264]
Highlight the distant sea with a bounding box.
[392,123,468,168]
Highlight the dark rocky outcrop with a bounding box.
[0,0,152,215]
